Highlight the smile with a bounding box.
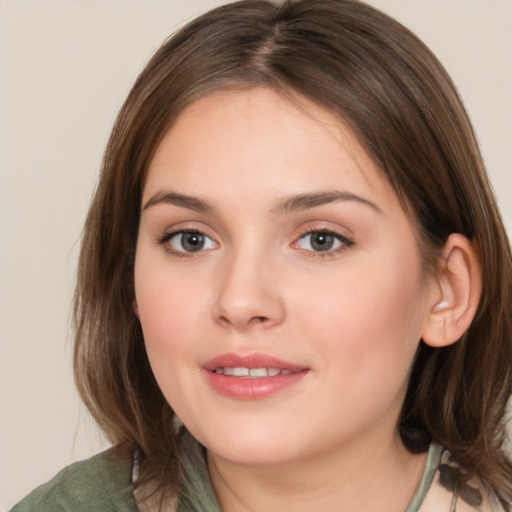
[203,353,309,400]
[213,367,299,377]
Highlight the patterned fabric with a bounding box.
[417,449,506,512]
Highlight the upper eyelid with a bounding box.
[295,223,353,240]
[158,226,350,239]
[159,228,217,244]
[157,222,217,239]
[298,226,348,236]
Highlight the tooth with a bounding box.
[249,368,268,377]
[217,366,297,377]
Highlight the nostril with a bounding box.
[253,316,268,323]
[217,314,270,329]
[219,315,230,325]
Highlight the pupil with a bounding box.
[182,233,204,252]
[311,232,334,251]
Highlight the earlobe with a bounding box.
[422,234,482,348]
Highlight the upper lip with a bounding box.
[202,352,306,372]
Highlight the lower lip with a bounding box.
[205,370,308,400]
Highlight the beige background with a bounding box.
[1,0,511,509]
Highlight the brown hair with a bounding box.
[74,0,512,506]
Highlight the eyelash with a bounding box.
[157,229,216,258]
[157,227,354,258]
[294,228,354,258]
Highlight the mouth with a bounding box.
[203,352,308,400]
[212,367,300,377]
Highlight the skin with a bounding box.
[134,87,443,511]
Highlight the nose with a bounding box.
[211,248,286,331]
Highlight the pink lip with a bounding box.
[202,352,309,400]
[203,352,305,372]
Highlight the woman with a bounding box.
[12,0,512,510]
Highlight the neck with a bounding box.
[207,432,428,512]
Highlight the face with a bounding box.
[134,88,434,467]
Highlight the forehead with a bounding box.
[144,87,401,214]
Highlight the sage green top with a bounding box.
[9,449,137,512]
[10,436,503,512]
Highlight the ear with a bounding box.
[132,297,140,319]
[422,233,482,348]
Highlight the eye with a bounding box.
[162,230,218,254]
[294,230,353,254]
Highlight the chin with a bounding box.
[209,441,300,467]
[192,420,305,467]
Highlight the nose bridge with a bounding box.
[212,240,285,330]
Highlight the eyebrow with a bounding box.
[142,189,381,215]
[273,190,382,214]
[143,191,212,213]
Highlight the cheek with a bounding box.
[134,252,205,366]
[134,268,206,414]
[298,249,426,374]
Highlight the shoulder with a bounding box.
[9,448,138,512]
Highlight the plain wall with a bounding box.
[1,1,511,509]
